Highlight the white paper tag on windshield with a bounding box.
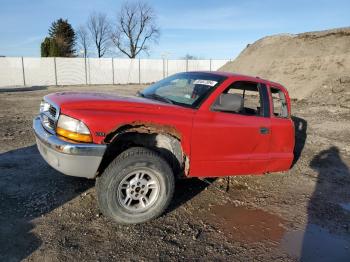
[193,79,218,86]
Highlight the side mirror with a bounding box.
[212,93,243,113]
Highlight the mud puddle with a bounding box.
[206,204,350,260]
[281,224,350,261]
[205,203,285,243]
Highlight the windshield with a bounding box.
[140,72,226,108]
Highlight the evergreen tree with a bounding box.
[49,38,61,57]
[41,37,51,57]
[40,18,76,57]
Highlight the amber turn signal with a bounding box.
[56,127,93,143]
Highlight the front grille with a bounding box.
[41,99,59,134]
[48,118,55,129]
[49,105,57,119]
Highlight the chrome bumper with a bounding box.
[33,116,106,178]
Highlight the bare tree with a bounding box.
[76,25,90,58]
[111,1,160,58]
[87,12,111,58]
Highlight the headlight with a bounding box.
[40,100,50,113]
[56,115,92,143]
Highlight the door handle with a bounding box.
[260,127,269,134]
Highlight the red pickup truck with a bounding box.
[33,71,294,224]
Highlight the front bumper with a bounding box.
[33,116,106,178]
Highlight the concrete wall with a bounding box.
[0,57,229,87]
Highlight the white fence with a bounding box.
[0,57,229,87]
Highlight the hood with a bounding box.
[46,91,180,111]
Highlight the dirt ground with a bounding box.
[1,84,350,261]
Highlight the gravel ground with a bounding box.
[0,85,350,261]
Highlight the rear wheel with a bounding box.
[96,147,175,224]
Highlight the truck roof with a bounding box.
[187,71,288,92]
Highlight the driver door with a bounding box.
[190,81,271,177]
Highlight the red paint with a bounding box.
[47,72,295,178]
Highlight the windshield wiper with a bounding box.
[142,93,174,104]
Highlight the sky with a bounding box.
[0,0,349,59]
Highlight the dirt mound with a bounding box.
[219,27,350,106]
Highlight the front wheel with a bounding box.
[96,147,175,224]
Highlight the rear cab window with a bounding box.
[270,87,289,118]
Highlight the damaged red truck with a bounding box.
[33,71,294,224]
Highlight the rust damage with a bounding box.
[104,121,189,177]
[184,154,190,176]
[105,121,182,143]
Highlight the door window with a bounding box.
[213,81,269,117]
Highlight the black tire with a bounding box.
[96,147,175,224]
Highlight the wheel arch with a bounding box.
[97,122,189,178]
